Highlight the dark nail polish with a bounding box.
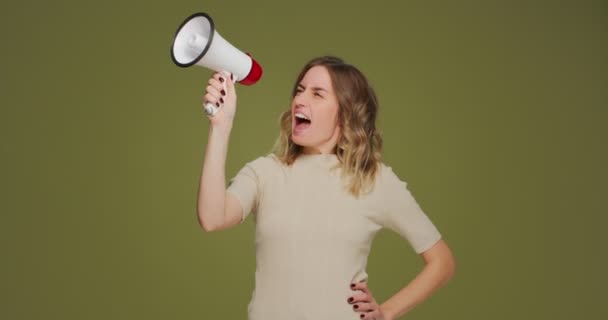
[221,89,226,96]
[353,305,358,309]
[347,297,353,303]
[220,97,224,104]
[230,74,233,81]
[215,102,220,107]
[219,77,224,83]
[360,315,364,319]
[350,284,355,288]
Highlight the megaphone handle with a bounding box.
[204,102,220,117]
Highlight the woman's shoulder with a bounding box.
[375,161,408,188]
[245,153,284,171]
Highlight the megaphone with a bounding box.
[170,12,263,116]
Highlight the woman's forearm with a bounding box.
[196,123,232,231]
[380,258,455,319]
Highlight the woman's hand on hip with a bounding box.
[348,280,391,320]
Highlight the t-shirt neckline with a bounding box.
[298,153,337,158]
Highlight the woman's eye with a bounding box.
[314,92,322,98]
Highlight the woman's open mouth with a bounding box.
[294,113,312,134]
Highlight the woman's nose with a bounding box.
[293,92,308,106]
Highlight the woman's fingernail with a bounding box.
[215,102,220,107]
[221,89,226,96]
[220,97,224,104]
[347,297,353,303]
[350,284,355,288]
[219,77,224,83]
[360,314,364,319]
[230,74,234,81]
[353,305,358,309]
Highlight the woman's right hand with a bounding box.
[203,71,237,128]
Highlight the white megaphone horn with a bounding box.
[170,12,263,116]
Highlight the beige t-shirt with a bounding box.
[227,152,442,320]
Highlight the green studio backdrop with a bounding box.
[1,0,606,319]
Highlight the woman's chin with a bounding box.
[291,135,308,146]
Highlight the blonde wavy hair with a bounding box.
[271,56,383,198]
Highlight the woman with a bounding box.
[197,56,456,320]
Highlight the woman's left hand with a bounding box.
[348,280,391,320]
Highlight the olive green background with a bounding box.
[1,0,606,319]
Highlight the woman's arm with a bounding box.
[196,124,232,231]
[380,239,456,320]
[196,72,238,231]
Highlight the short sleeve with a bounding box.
[378,166,442,254]
[226,159,260,224]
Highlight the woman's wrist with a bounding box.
[380,304,396,320]
[209,122,233,137]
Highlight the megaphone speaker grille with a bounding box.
[171,13,215,67]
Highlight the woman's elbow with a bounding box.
[196,211,217,232]
[444,253,456,281]
[422,239,456,280]
[440,245,456,283]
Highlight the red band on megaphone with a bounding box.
[239,53,263,85]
